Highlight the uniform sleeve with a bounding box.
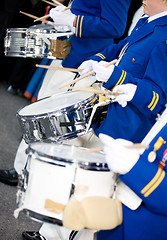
[103,42,167,116]
[87,39,127,62]
[120,124,167,217]
[73,0,131,39]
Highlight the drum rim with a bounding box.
[17,91,97,118]
[23,208,63,225]
[27,142,109,171]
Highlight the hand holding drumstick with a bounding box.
[59,59,117,89]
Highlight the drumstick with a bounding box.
[59,59,118,89]
[19,11,48,23]
[34,6,71,22]
[41,0,58,6]
[52,0,64,5]
[79,144,149,153]
[19,11,39,20]
[36,64,83,73]
[68,86,122,97]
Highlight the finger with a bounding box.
[99,133,116,146]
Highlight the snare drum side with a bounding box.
[16,92,99,143]
[4,28,28,57]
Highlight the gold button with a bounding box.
[132,58,135,62]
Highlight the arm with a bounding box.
[88,39,128,62]
[72,0,131,39]
[120,124,167,217]
[103,42,167,116]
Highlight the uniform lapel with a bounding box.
[128,16,167,47]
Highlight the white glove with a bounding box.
[112,83,137,107]
[92,61,115,82]
[99,134,140,175]
[49,6,76,28]
[78,60,97,76]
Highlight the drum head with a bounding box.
[28,24,55,33]
[18,91,95,116]
[28,23,72,34]
[28,142,109,170]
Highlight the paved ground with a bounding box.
[0,81,41,239]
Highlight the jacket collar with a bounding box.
[128,15,167,46]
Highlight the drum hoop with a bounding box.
[23,209,63,225]
[28,144,109,171]
[27,24,73,35]
[17,91,97,118]
[6,28,27,32]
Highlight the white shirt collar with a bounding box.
[147,11,167,22]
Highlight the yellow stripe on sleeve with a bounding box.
[95,53,106,59]
[147,91,159,111]
[79,16,84,38]
[75,15,80,37]
[148,91,156,109]
[141,168,165,197]
[141,168,162,194]
[150,93,159,111]
[144,170,165,197]
[111,70,126,91]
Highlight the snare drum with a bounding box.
[4,28,28,57]
[4,24,73,59]
[15,143,115,225]
[16,91,98,143]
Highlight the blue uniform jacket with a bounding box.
[97,122,167,240]
[90,15,167,143]
[62,0,132,68]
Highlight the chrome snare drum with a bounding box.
[4,24,73,59]
[15,143,114,226]
[4,28,28,57]
[16,91,98,143]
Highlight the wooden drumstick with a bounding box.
[68,86,122,97]
[34,14,50,22]
[36,64,83,73]
[19,11,48,23]
[34,6,71,22]
[79,144,149,153]
[41,0,58,7]
[19,11,39,20]
[52,0,64,5]
[59,59,118,89]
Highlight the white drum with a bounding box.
[4,24,73,59]
[15,143,115,226]
[16,91,102,143]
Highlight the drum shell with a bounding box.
[4,28,28,57]
[16,92,98,143]
[4,24,73,59]
[17,143,114,225]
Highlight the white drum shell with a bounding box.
[17,143,115,225]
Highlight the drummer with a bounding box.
[97,122,167,240]
[0,0,133,186]
[34,0,167,238]
[37,0,132,98]
[78,0,167,143]
[0,0,132,239]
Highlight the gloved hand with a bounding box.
[78,60,97,76]
[112,83,137,107]
[99,134,140,175]
[92,61,115,82]
[49,5,76,29]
